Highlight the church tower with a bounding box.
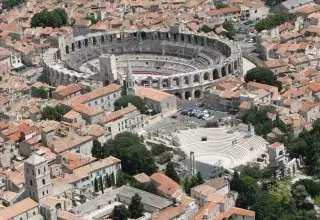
[125,60,136,96]
[24,154,52,202]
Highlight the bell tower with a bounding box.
[125,60,136,96]
[24,154,52,202]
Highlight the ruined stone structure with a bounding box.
[43,27,242,99]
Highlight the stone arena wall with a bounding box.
[43,29,243,99]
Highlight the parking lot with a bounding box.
[148,108,235,132]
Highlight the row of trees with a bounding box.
[113,193,144,220]
[92,132,157,175]
[230,166,319,220]
[244,67,282,91]
[93,173,115,193]
[31,8,68,28]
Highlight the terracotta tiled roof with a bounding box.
[136,86,174,102]
[231,207,255,217]
[57,84,82,97]
[192,201,218,220]
[69,84,120,104]
[0,198,39,220]
[100,105,137,124]
[150,172,182,196]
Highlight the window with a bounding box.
[113,94,116,98]
[47,190,49,194]
[44,167,46,172]
[42,179,46,185]
[38,169,40,175]
[30,180,33,186]
[43,191,45,196]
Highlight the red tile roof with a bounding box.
[150,172,182,197]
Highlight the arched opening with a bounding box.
[175,93,182,99]
[71,43,75,51]
[173,33,177,41]
[101,35,105,43]
[188,35,191,43]
[141,80,149,86]
[194,36,198,44]
[173,77,180,86]
[152,79,158,88]
[222,67,226,77]
[158,32,161,39]
[162,78,169,88]
[30,180,33,186]
[228,64,232,74]
[65,45,69,54]
[184,76,189,85]
[55,203,62,210]
[93,37,97,45]
[213,69,219,79]
[141,32,147,40]
[203,72,209,81]
[279,151,284,156]
[185,91,191,100]
[234,61,238,70]
[193,74,199,83]
[181,34,184,42]
[84,39,89,47]
[194,90,201,98]
[166,32,170,40]
[104,80,110,86]
[77,41,81,49]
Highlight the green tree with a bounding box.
[292,179,320,198]
[245,67,277,85]
[41,105,69,121]
[94,177,99,192]
[291,185,309,208]
[268,181,292,204]
[31,8,68,28]
[255,14,287,32]
[199,25,213,33]
[165,161,180,184]
[99,176,104,194]
[197,171,205,184]
[38,86,48,99]
[92,140,102,159]
[113,204,130,220]
[114,95,147,113]
[85,15,99,24]
[222,21,236,39]
[151,144,167,156]
[287,138,308,158]
[129,193,144,219]
[116,170,126,187]
[241,166,262,180]
[111,172,115,186]
[102,132,157,175]
[230,171,243,192]
[184,176,191,194]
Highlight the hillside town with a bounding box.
[1,0,320,219]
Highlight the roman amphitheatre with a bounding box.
[43,25,242,100]
[173,127,268,169]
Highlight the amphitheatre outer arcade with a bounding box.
[43,26,243,99]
